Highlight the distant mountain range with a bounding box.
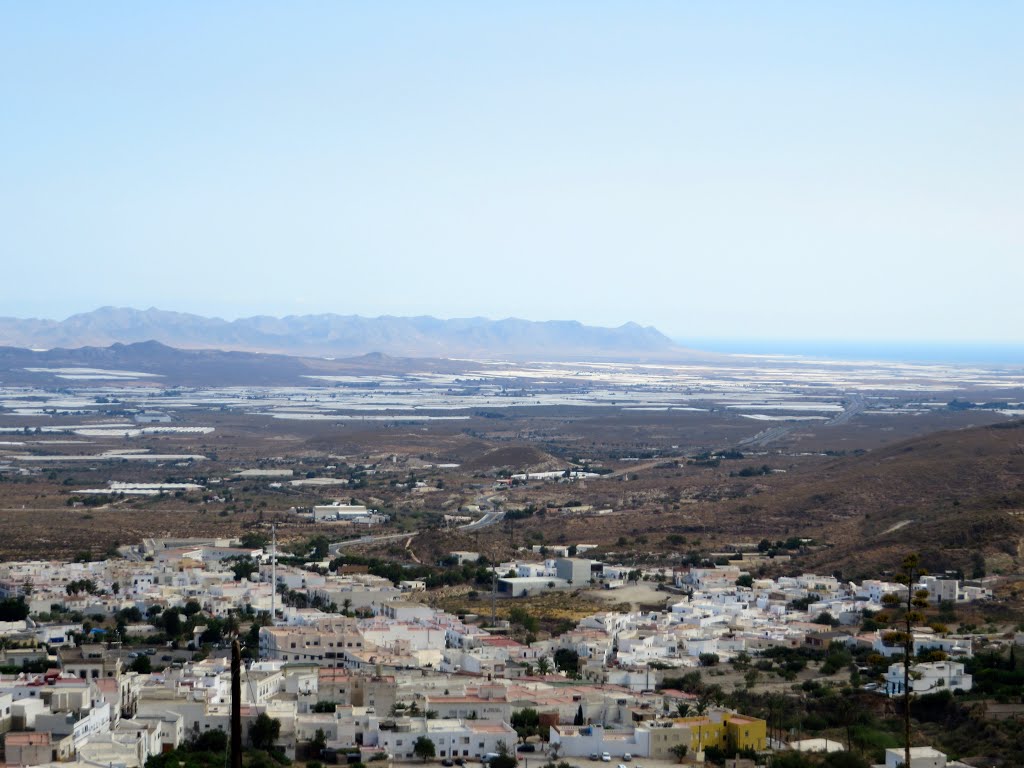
[0,307,700,360]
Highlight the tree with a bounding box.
[536,657,551,675]
[821,753,870,768]
[162,609,182,638]
[230,556,258,582]
[553,648,579,675]
[240,532,269,549]
[814,611,840,627]
[412,736,435,762]
[130,654,152,674]
[881,553,929,768]
[183,600,203,616]
[574,704,585,726]
[509,606,539,634]
[771,754,815,768]
[511,708,541,740]
[668,745,688,763]
[0,597,29,622]
[249,713,281,751]
[698,652,720,667]
[489,741,516,768]
[311,728,327,755]
[193,729,228,753]
[307,535,331,560]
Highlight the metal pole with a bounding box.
[490,561,497,628]
[271,523,277,625]
[231,639,243,768]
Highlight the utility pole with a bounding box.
[230,639,243,768]
[270,522,277,626]
[490,559,497,628]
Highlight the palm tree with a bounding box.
[537,657,551,675]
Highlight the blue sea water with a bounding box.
[679,339,1024,366]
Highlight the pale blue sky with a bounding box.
[1,2,1021,343]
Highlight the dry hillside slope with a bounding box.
[772,420,1024,577]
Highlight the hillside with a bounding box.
[752,421,1024,578]
[0,307,702,361]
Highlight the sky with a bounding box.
[1,2,1022,345]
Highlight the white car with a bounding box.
[601,754,611,762]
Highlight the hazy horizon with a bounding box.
[2,304,1022,364]
[2,4,1022,343]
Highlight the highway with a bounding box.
[328,531,417,555]
[736,394,867,449]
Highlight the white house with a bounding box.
[364,716,517,761]
[885,660,972,697]
[884,746,950,767]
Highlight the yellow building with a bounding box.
[668,713,766,755]
[723,714,766,752]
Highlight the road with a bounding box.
[602,458,682,479]
[328,493,506,553]
[824,392,866,426]
[328,531,417,555]
[459,508,504,532]
[736,394,867,449]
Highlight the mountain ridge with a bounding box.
[0,306,702,361]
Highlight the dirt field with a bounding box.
[584,583,676,611]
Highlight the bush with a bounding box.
[193,729,228,752]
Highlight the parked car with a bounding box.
[517,745,536,753]
[453,760,465,766]
[601,753,611,762]
[441,760,454,766]
[590,755,599,762]
[623,755,632,762]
